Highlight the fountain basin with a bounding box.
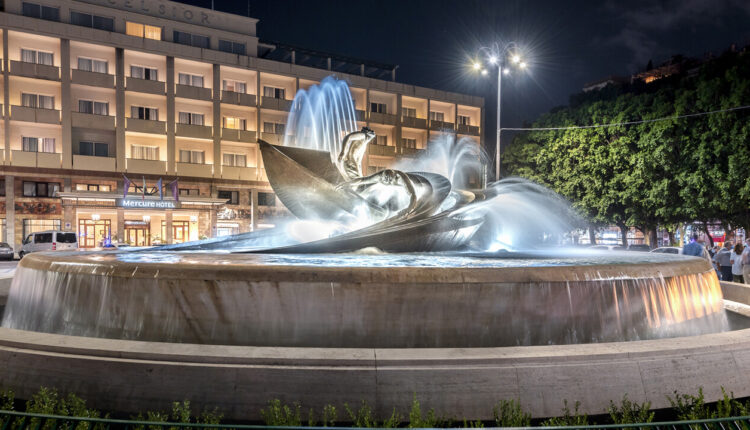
[2,251,726,348]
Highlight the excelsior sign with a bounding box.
[116,199,181,209]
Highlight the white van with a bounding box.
[19,230,78,258]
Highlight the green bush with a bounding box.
[493,399,530,427]
[462,418,485,428]
[667,388,711,421]
[321,404,337,427]
[23,388,105,430]
[407,394,438,428]
[541,400,590,427]
[608,394,654,424]
[259,399,302,427]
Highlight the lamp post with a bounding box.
[473,43,527,181]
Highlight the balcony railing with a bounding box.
[71,111,115,129]
[176,123,213,140]
[10,60,59,80]
[126,77,166,95]
[221,165,257,181]
[73,154,116,172]
[429,119,455,131]
[369,111,398,125]
[175,84,212,101]
[127,118,166,134]
[126,158,166,174]
[260,96,293,111]
[401,116,427,128]
[11,150,61,168]
[176,162,213,178]
[457,123,480,135]
[222,128,256,143]
[221,91,256,107]
[11,106,60,124]
[71,69,114,88]
[368,144,396,156]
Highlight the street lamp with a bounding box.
[472,42,527,181]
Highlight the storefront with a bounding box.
[60,191,226,247]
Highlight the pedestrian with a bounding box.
[714,241,734,281]
[682,234,704,257]
[743,239,750,285]
[730,242,745,283]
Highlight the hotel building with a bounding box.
[0,0,484,250]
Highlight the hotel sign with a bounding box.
[116,199,181,209]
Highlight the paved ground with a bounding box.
[0,260,18,277]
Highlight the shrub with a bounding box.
[259,399,302,427]
[667,388,711,421]
[493,399,531,427]
[407,395,438,428]
[608,394,654,424]
[321,404,337,427]
[23,388,104,430]
[542,400,590,427]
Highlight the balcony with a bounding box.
[222,128,256,143]
[430,120,455,131]
[71,69,114,88]
[11,150,61,168]
[457,124,480,135]
[126,77,165,95]
[401,147,424,157]
[72,112,115,130]
[175,84,212,101]
[221,91,256,107]
[221,165,257,181]
[10,60,59,81]
[73,154,116,172]
[401,116,427,129]
[259,132,283,145]
[127,118,166,134]
[369,112,398,125]
[126,158,166,174]
[11,106,60,124]
[176,162,213,178]
[260,96,293,111]
[355,110,366,121]
[176,123,213,140]
[368,144,396,157]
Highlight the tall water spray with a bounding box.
[283,76,359,162]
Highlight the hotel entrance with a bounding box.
[124,221,151,246]
[78,218,112,248]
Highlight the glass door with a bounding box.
[78,219,111,248]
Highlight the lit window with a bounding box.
[263,86,285,99]
[222,79,246,93]
[263,122,285,135]
[370,102,387,114]
[223,117,247,130]
[126,21,161,40]
[179,150,205,164]
[131,145,159,160]
[458,115,471,126]
[178,73,204,87]
[402,107,417,118]
[178,112,204,125]
[222,153,246,167]
[429,111,445,122]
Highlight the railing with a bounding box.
[5,410,750,430]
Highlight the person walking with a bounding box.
[714,241,733,281]
[743,239,750,285]
[683,234,705,257]
[730,242,745,283]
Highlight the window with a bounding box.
[258,192,276,207]
[77,57,108,73]
[370,102,387,114]
[222,79,246,93]
[222,153,246,167]
[402,138,417,149]
[0,180,4,197]
[22,219,61,239]
[130,65,158,80]
[78,100,109,115]
[179,150,205,164]
[178,73,204,87]
[21,93,54,109]
[21,49,53,66]
[173,30,210,49]
[22,181,60,197]
[218,40,246,55]
[131,145,159,160]
[178,112,204,125]
[131,106,158,120]
[70,11,114,31]
[22,137,55,153]
[217,190,239,205]
[79,141,109,157]
[75,184,111,192]
[374,135,388,146]
[402,107,417,118]
[22,2,59,21]
[263,122,285,135]
[429,111,445,122]
[223,117,247,130]
[263,86,285,99]
[458,115,471,126]
[126,21,161,40]
[179,188,199,196]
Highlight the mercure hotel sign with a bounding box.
[116,199,181,209]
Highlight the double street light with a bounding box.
[472,43,527,181]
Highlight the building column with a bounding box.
[426,99,431,143]
[116,208,125,243]
[61,39,72,169]
[165,209,173,244]
[115,48,126,172]
[166,56,175,175]
[212,64,221,178]
[395,94,403,152]
[209,207,218,238]
[255,72,262,180]
[3,30,10,164]
[5,176,15,250]
[62,204,75,233]
[250,188,259,230]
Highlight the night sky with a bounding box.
[177,0,750,155]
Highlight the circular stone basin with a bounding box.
[1,250,727,348]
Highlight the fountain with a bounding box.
[1,77,750,421]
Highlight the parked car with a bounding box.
[627,244,651,252]
[0,242,13,260]
[650,246,682,255]
[590,244,627,251]
[19,230,78,258]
